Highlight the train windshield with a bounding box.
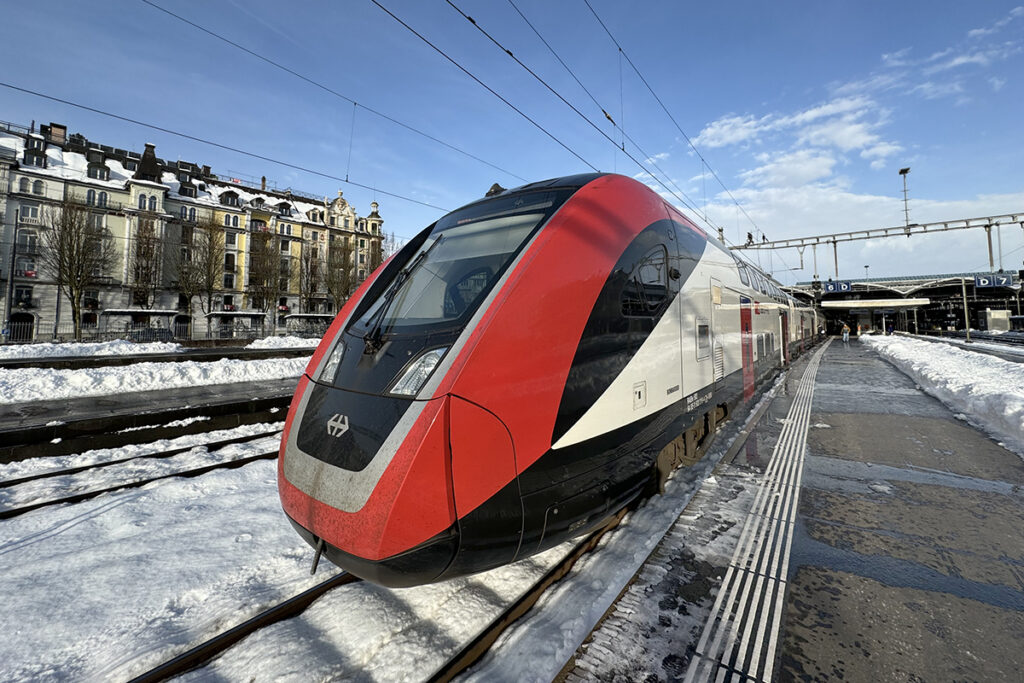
[353,190,568,338]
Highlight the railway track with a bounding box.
[124,505,634,683]
[0,431,281,520]
[0,393,292,463]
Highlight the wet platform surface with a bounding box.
[778,340,1024,680]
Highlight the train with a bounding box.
[277,173,820,587]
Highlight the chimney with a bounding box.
[261,175,266,191]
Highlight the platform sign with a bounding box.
[974,274,1015,288]
[824,281,853,293]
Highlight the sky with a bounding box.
[1,0,1022,285]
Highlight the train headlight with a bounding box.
[390,347,447,396]
[315,339,346,385]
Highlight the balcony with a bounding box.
[16,244,40,256]
[13,298,38,309]
[14,269,38,278]
[19,214,39,225]
[223,304,238,312]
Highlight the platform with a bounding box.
[687,339,1024,680]
[0,377,298,438]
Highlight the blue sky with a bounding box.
[2,1,1022,284]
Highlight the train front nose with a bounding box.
[278,376,459,586]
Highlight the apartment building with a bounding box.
[0,119,384,341]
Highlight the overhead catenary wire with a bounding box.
[0,81,450,214]
[503,0,707,222]
[582,0,759,235]
[369,0,599,173]
[579,3,802,279]
[441,0,709,223]
[136,0,527,184]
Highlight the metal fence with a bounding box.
[0,319,286,344]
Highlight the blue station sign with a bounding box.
[974,274,1015,288]
[824,281,853,293]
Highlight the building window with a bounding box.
[223,294,234,309]
[138,194,147,210]
[223,215,231,227]
[32,180,44,195]
[358,269,365,280]
[279,223,292,236]
[225,253,235,271]
[89,213,105,230]
[280,239,290,253]
[18,177,29,193]
[14,285,33,307]
[358,253,365,264]
[232,215,239,228]
[223,273,235,289]
[344,217,350,228]
[87,189,97,205]
[329,216,336,226]
[278,204,291,216]
[98,192,107,208]
[87,165,109,180]
[359,239,365,248]
[125,160,138,171]
[180,206,188,219]
[225,232,237,246]
[21,204,40,222]
[178,172,189,183]
[148,196,157,212]
[311,230,318,241]
[188,207,195,222]
[180,186,196,198]
[220,192,239,207]
[24,152,45,167]
[27,137,43,150]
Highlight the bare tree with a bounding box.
[175,218,224,334]
[299,243,323,313]
[248,231,291,323]
[38,199,117,341]
[129,216,162,308]
[382,231,400,259]
[367,238,384,276]
[324,239,353,313]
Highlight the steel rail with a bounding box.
[0,429,282,488]
[0,450,278,520]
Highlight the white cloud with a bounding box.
[967,6,1024,39]
[644,152,669,164]
[739,150,838,189]
[832,72,906,96]
[881,48,912,67]
[910,80,965,99]
[692,114,770,148]
[796,115,879,152]
[990,76,1007,92]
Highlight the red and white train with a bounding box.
[277,173,819,586]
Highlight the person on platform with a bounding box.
[842,322,851,344]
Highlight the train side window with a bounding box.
[696,319,711,360]
[622,245,668,317]
[737,263,750,286]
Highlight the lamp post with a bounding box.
[899,167,911,228]
[864,265,869,280]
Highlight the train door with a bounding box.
[781,310,790,364]
[740,296,754,401]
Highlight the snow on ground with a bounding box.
[246,335,321,349]
[862,335,1024,456]
[0,339,182,360]
[0,461,331,681]
[922,333,1024,358]
[0,422,283,482]
[0,356,309,404]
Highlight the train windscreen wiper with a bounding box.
[362,234,445,354]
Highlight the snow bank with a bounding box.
[862,336,1024,455]
[0,356,309,404]
[246,336,320,349]
[0,339,182,360]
